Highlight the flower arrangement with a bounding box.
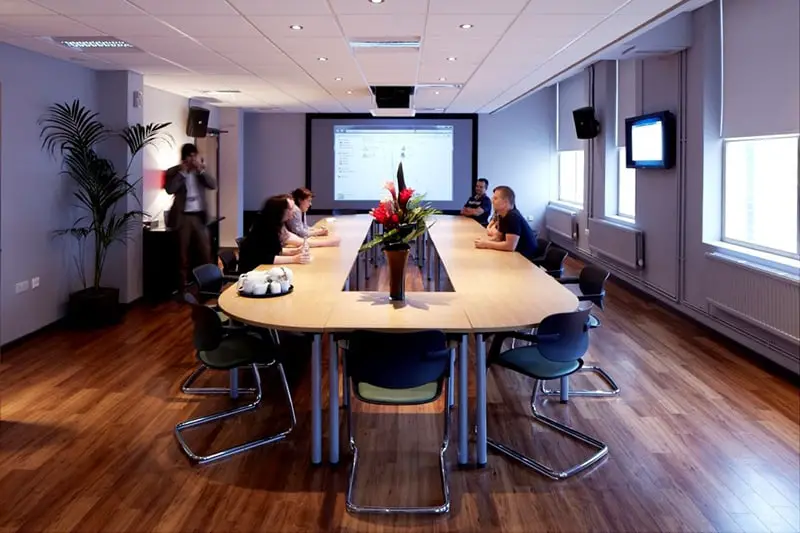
[360,179,440,251]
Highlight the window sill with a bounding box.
[706,241,800,280]
[606,214,636,226]
[549,201,583,213]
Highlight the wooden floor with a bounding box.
[1,258,798,533]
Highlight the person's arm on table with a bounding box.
[308,234,341,247]
[475,233,519,252]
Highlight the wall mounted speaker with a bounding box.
[186,106,210,138]
[572,106,601,140]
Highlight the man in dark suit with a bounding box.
[165,143,217,287]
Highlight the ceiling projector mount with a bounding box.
[370,85,416,117]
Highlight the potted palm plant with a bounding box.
[39,100,172,327]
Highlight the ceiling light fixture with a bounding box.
[459,24,473,29]
[446,56,457,61]
[369,0,385,3]
[438,77,446,81]
[334,77,343,81]
[349,38,420,49]
[435,91,440,95]
[56,37,134,50]
[289,24,303,30]
[317,56,328,61]
[347,90,353,94]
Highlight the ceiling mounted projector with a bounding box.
[370,108,416,117]
[370,85,415,117]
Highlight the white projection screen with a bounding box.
[307,115,477,211]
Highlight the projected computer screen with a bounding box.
[630,118,664,163]
[334,125,453,202]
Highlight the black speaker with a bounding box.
[186,106,210,138]
[572,106,601,139]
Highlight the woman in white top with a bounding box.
[282,188,340,248]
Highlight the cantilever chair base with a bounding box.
[539,365,620,398]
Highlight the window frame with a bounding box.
[556,149,585,208]
[616,146,636,220]
[721,134,800,261]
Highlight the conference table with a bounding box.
[218,215,578,467]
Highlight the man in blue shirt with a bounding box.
[474,185,539,263]
[460,178,492,226]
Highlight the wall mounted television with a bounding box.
[624,110,676,169]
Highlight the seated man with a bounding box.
[474,186,538,263]
[460,178,492,226]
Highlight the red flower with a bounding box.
[398,188,414,209]
[391,213,399,224]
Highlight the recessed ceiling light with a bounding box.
[289,24,303,30]
[438,77,446,81]
[347,90,353,94]
[446,56,457,61]
[435,91,440,95]
[459,24,473,29]
[317,56,328,61]
[334,77,343,81]
[369,0,385,3]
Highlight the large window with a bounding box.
[558,150,585,206]
[617,147,636,219]
[723,136,799,258]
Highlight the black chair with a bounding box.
[540,265,619,398]
[219,249,238,276]
[532,238,552,265]
[539,247,568,279]
[174,293,296,465]
[192,263,238,302]
[342,331,452,514]
[486,302,608,480]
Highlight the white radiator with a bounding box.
[587,218,644,270]
[545,204,578,243]
[705,253,800,355]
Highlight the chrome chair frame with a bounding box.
[487,375,608,480]
[345,378,451,514]
[175,360,297,465]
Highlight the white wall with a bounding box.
[243,112,306,211]
[142,86,192,224]
[478,86,557,231]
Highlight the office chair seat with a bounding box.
[494,346,583,380]
[198,333,266,370]
[357,382,440,404]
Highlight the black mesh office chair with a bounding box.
[219,249,238,276]
[532,238,552,265]
[342,331,452,514]
[539,265,620,398]
[539,247,568,279]
[485,302,608,480]
[174,293,296,465]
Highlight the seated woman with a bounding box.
[239,195,311,272]
[282,188,341,248]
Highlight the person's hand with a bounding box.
[487,227,499,239]
[474,238,487,249]
[317,227,329,236]
[196,158,206,173]
[284,246,301,256]
[295,252,311,264]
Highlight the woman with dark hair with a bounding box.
[282,188,341,248]
[238,195,310,272]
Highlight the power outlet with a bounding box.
[15,280,30,294]
[31,277,40,289]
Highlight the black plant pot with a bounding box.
[67,287,122,329]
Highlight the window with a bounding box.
[558,150,585,206]
[617,147,636,219]
[723,136,799,258]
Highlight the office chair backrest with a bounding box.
[536,238,551,256]
[579,265,610,307]
[192,264,224,294]
[235,237,244,248]
[219,250,238,275]
[346,330,450,390]
[534,302,593,363]
[183,292,223,352]
[543,247,568,272]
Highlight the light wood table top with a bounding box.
[218,214,578,333]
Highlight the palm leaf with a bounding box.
[38,100,107,156]
[119,122,174,159]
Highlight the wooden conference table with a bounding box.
[218,215,578,467]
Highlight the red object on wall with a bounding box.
[160,170,167,189]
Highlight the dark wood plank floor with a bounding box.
[1,258,798,533]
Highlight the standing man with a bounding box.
[474,185,539,263]
[165,143,217,288]
[460,178,492,226]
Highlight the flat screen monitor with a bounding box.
[624,111,676,169]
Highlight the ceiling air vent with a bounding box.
[50,36,138,51]
[350,38,421,49]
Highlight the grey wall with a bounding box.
[478,86,557,230]
[243,112,305,211]
[0,44,99,345]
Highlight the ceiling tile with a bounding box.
[129,0,236,15]
[525,0,628,15]
[74,15,180,37]
[0,15,99,36]
[227,0,331,16]
[158,15,261,38]
[418,61,477,84]
[424,14,515,39]
[0,0,55,15]
[34,0,142,15]
[354,49,419,85]
[428,0,529,15]
[247,15,341,38]
[337,14,426,38]
[420,37,494,65]
[329,0,428,15]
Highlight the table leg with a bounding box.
[458,334,469,466]
[229,368,238,399]
[329,333,339,464]
[311,334,322,465]
[560,375,570,403]
[448,347,455,408]
[475,333,487,467]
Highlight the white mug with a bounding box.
[238,271,268,294]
